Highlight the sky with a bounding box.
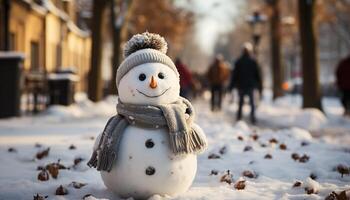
[176,0,244,54]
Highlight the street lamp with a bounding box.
[246,11,267,56]
[281,16,297,89]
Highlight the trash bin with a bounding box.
[0,52,25,118]
[48,69,79,106]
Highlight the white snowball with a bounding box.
[118,63,180,105]
[304,177,320,194]
[100,126,197,199]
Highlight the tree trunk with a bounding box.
[108,0,122,95]
[87,0,107,102]
[109,26,122,95]
[269,0,284,100]
[108,0,133,95]
[0,0,11,51]
[298,0,323,110]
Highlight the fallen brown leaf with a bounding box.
[8,147,17,153]
[251,134,259,141]
[264,154,272,159]
[292,181,302,187]
[269,138,278,144]
[55,185,68,195]
[279,143,287,150]
[33,194,48,200]
[220,170,233,184]
[337,164,350,178]
[291,153,300,161]
[34,143,42,148]
[36,148,50,160]
[243,146,253,152]
[301,141,309,146]
[74,157,85,166]
[37,170,49,181]
[299,154,310,163]
[305,187,316,195]
[46,160,67,179]
[210,170,219,175]
[310,173,317,180]
[83,194,93,199]
[208,153,221,159]
[219,146,227,155]
[242,170,257,178]
[69,181,87,189]
[234,179,246,190]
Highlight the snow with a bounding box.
[47,73,79,81]
[0,52,25,59]
[0,93,349,199]
[229,91,329,131]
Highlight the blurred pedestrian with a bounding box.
[336,55,350,116]
[207,55,230,111]
[229,43,262,124]
[175,58,193,98]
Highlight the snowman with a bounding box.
[88,32,207,199]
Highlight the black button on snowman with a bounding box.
[146,166,156,176]
[88,32,207,199]
[145,139,154,148]
[145,139,156,176]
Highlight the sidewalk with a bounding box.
[0,95,349,199]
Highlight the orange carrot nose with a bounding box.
[149,76,157,89]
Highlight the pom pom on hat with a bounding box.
[123,32,168,58]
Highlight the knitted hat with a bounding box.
[116,32,179,88]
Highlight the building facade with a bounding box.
[1,0,91,92]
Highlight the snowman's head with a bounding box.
[118,62,180,105]
[116,32,181,105]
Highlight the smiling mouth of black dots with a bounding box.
[136,87,171,98]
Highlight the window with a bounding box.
[10,33,17,51]
[56,44,62,69]
[10,33,16,50]
[30,41,40,71]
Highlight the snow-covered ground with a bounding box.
[0,93,349,200]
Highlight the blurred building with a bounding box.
[0,0,91,92]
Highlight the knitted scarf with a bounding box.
[87,97,207,172]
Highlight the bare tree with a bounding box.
[267,0,284,100]
[298,0,323,110]
[88,0,108,102]
[128,0,193,57]
[108,0,133,94]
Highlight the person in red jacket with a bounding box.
[336,55,350,116]
[175,58,193,98]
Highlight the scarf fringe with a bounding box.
[170,128,206,155]
[87,147,117,172]
[87,151,98,168]
[95,147,116,172]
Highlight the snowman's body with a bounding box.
[99,125,197,199]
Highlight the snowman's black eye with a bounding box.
[158,72,165,79]
[138,73,146,81]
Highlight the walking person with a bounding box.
[175,58,193,98]
[207,55,230,111]
[229,43,262,124]
[336,55,350,116]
